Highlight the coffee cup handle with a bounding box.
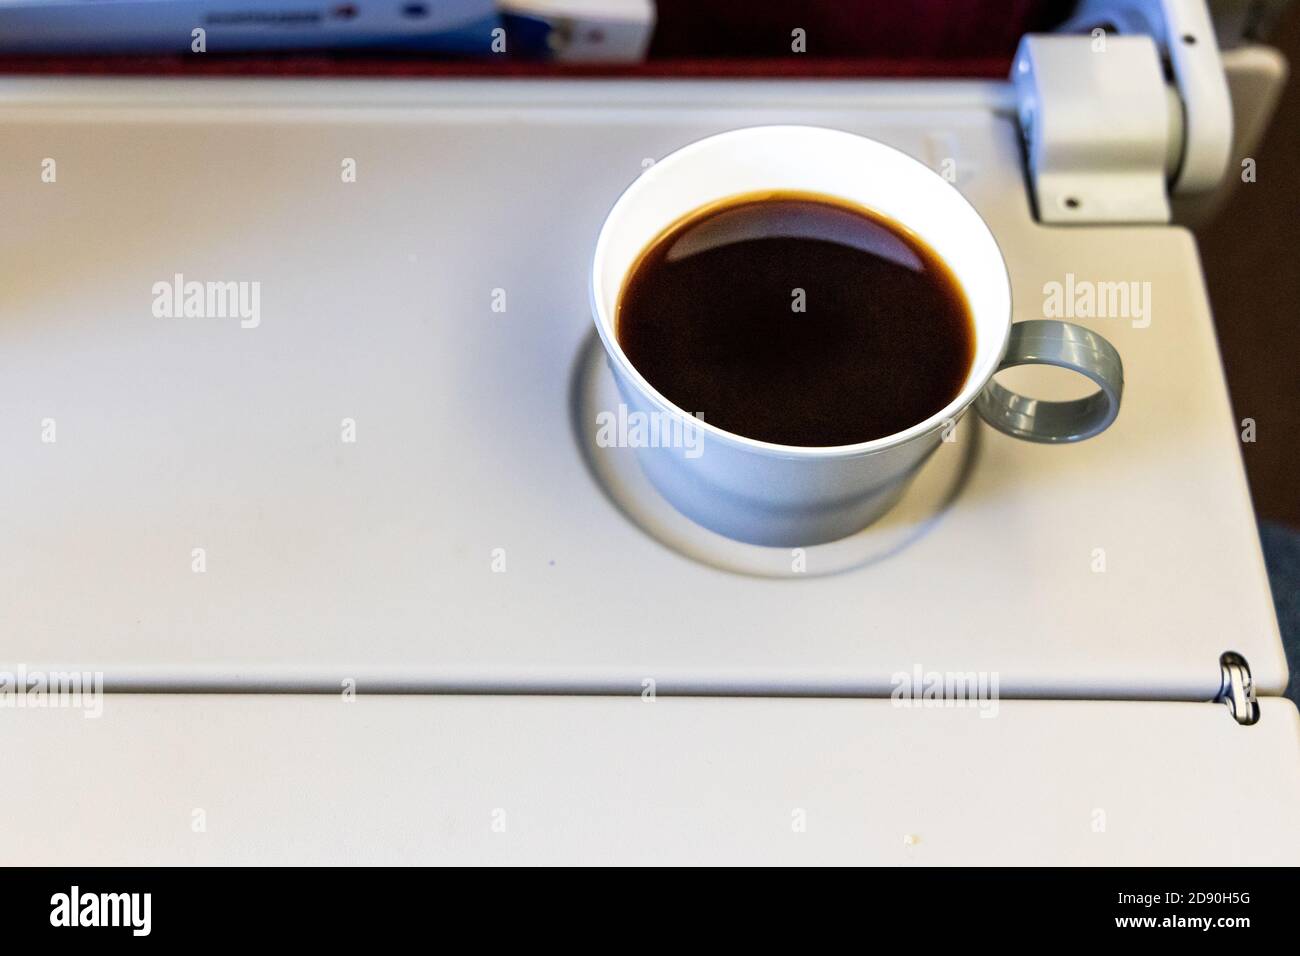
[974,320,1123,443]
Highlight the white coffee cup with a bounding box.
[591,125,1122,547]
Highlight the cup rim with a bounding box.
[590,124,1013,460]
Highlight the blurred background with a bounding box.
[1199,4,1300,532]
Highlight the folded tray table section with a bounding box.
[2,694,1297,865]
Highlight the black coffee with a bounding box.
[616,192,975,447]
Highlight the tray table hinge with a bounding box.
[1218,652,1259,725]
[1012,0,1233,224]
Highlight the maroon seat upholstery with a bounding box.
[0,0,1075,77]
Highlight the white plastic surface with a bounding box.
[1013,35,1173,223]
[0,79,1285,699]
[1161,0,1235,193]
[3,694,1298,865]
